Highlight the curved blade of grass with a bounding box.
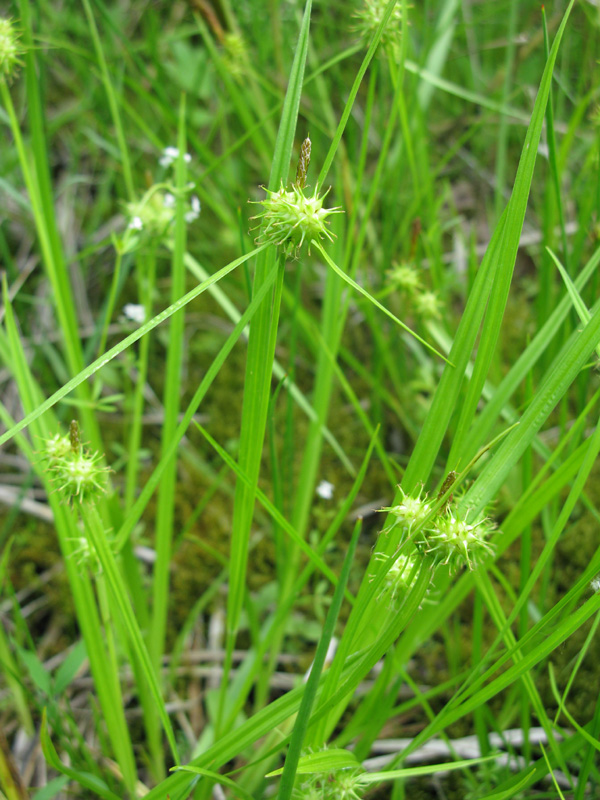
[400,0,576,494]
[150,99,188,683]
[358,753,500,783]
[40,710,121,800]
[171,767,254,800]
[464,298,600,516]
[194,423,348,598]
[312,241,451,364]
[0,244,267,448]
[266,749,360,778]
[460,243,600,465]
[317,0,400,187]
[549,668,600,754]
[404,60,530,123]
[276,518,362,800]
[112,260,279,553]
[182,250,354,474]
[224,0,313,710]
[82,505,180,765]
[547,247,596,339]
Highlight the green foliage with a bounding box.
[1,1,599,799]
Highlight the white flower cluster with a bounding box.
[159,146,192,167]
[125,188,200,236]
[123,146,201,238]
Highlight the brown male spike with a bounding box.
[69,420,81,453]
[295,136,311,189]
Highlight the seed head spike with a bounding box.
[295,136,311,189]
[436,470,457,513]
[69,420,81,453]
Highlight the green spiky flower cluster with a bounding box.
[0,17,23,81]
[386,262,422,293]
[293,768,364,800]
[380,486,432,536]
[354,0,403,47]
[43,432,72,464]
[386,260,443,319]
[252,183,342,254]
[223,32,248,77]
[424,512,495,573]
[41,422,110,504]
[372,551,420,606]
[380,486,495,573]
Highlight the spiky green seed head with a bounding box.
[424,512,495,573]
[354,0,403,47]
[292,766,365,800]
[52,450,110,504]
[380,485,431,538]
[45,428,111,504]
[0,18,24,81]
[387,262,422,293]
[41,433,72,466]
[373,551,420,605]
[251,183,342,254]
[223,32,248,77]
[415,290,443,319]
[67,534,101,572]
[332,770,365,800]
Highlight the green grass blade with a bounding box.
[401,0,576,494]
[82,505,180,765]
[317,0,400,187]
[461,243,600,465]
[81,0,135,200]
[465,300,600,516]
[171,767,254,800]
[313,241,451,364]
[150,98,188,680]
[224,0,313,694]
[40,711,121,800]
[0,245,267,448]
[195,423,347,596]
[276,519,362,800]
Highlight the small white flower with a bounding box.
[591,575,600,593]
[185,195,201,223]
[123,304,146,324]
[316,480,335,500]
[163,192,176,208]
[159,146,192,167]
[128,215,143,231]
